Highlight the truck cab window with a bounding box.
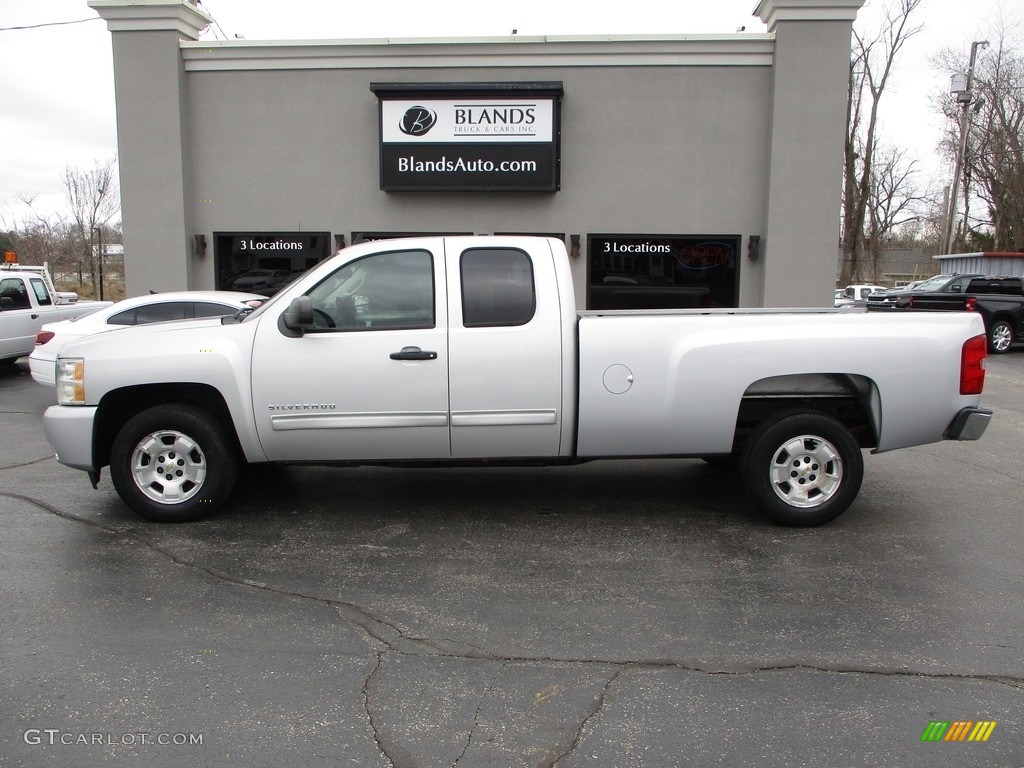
[305,249,434,331]
[460,248,536,327]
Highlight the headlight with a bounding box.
[56,357,86,405]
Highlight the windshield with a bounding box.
[912,275,958,292]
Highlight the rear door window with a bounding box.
[460,248,536,327]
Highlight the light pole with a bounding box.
[942,40,988,255]
[93,226,104,301]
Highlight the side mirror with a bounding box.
[279,295,314,337]
[950,285,963,293]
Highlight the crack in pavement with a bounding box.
[361,647,396,768]
[452,659,509,768]
[6,489,1024,765]
[0,454,56,471]
[542,668,622,768]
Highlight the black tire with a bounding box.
[110,404,239,522]
[740,411,863,526]
[988,319,1013,354]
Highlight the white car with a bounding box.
[231,269,293,294]
[29,291,264,386]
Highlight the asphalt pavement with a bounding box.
[1,353,1022,767]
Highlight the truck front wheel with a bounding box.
[110,405,239,523]
[740,411,863,526]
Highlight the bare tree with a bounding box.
[1,194,74,278]
[864,145,924,280]
[62,156,119,297]
[974,32,1024,250]
[841,0,924,285]
[933,20,1024,251]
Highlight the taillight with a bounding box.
[960,334,987,395]
[35,331,55,345]
[965,297,977,311]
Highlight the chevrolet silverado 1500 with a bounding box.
[42,237,992,526]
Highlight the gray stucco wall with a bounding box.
[184,63,772,307]
[90,0,864,307]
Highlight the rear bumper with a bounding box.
[28,352,55,386]
[945,407,993,441]
[43,405,98,471]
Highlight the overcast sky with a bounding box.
[0,0,1017,222]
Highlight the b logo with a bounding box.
[400,106,437,136]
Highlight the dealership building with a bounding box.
[89,0,864,308]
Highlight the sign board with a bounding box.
[372,83,562,192]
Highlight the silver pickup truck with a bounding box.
[42,236,992,526]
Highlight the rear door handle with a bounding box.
[390,346,437,361]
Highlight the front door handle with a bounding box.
[390,346,438,361]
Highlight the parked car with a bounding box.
[29,291,264,386]
[834,284,887,309]
[230,269,294,294]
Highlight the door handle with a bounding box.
[390,346,437,361]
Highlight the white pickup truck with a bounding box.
[0,264,111,363]
[42,236,992,526]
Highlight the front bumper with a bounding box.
[945,407,993,441]
[43,405,98,471]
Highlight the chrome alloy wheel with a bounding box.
[990,322,1012,353]
[767,434,843,509]
[131,430,208,505]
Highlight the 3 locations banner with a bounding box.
[374,85,562,192]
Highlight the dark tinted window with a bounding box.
[193,301,238,318]
[107,309,136,326]
[967,278,1023,295]
[0,278,30,310]
[460,248,535,327]
[306,249,434,331]
[135,302,188,324]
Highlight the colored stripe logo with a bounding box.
[921,721,997,742]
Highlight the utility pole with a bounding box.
[941,40,988,255]
[94,226,104,301]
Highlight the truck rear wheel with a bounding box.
[740,411,863,526]
[110,404,239,522]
